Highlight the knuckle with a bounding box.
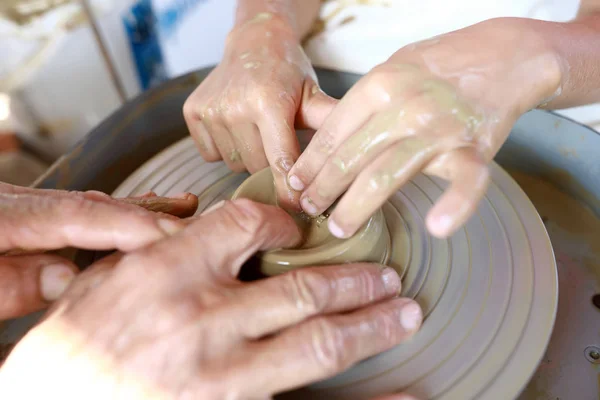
[183,98,200,121]
[353,266,381,302]
[56,194,94,216]
[315,127,337,155]
[371,303,403,343]
[81,190,111,202]
[281,269,331,316]
[203,106,221,120]
[275,90,297,113]
[304,318,346,374]
[364,68,395,103]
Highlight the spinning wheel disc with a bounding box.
[113,136,557,400]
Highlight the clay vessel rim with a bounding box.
[260,209,384,263]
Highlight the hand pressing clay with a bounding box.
[232,167,401,276]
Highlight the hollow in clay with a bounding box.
[231,167,407,277]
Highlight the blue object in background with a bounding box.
[123,0,167,91]
[156,0,209,39]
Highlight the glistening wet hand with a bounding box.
[287,17,564,238]
[0,200,422,399]
[183,12,336,211]
[0,184,197,320]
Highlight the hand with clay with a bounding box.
[0,183,197,321]
[286,15,600,239]
[184,0,335,210]
[0,199,421,400]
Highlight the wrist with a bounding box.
[477,17,565,112]
[228,12,299,44]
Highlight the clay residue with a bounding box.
[508,169,600,285]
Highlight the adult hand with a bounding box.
[287,17,564,238]
[0,199,422,399]
[183,13,336,210]
[0,183,198,320]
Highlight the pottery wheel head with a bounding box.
[113,136,558,400]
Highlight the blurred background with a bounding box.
[0,0,594,187]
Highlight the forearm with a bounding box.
[234,0,321,40]
[536,1,600,109]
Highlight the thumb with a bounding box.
[296,79,338,130]
[0,255,78,320]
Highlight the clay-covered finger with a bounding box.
[0,254,78,320]
[230,123,269,173]
[0,192,186,252]
[183,109,221,162]
[425,148,490,238]
[138,199,302,281]
[287,66,421,193]
[119,193,199,218]
[256,110,302,211]
[227,264,401,339]
[205,118,246,172]
[325,138,435,238]
[295,79,338,131]
[234,297,422,396]
[287,92,374,193]
[298,102,442,216]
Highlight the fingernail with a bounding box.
[201,200,226,216]
[301,196,318,215]
[40,264,76,302]
[157,218,184,235]
[328,218,347,238]
[288,175,305,191]
[381,267,401,295]
[399,301,423,332]
[429,214,453,238]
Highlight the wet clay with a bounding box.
[508,169,600,285]
[231,167,399,275]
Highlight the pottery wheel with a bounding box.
[112,136,558,400]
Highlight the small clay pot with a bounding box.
[231,168,391,276]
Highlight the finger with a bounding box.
[425,148,490,238]
[55,252,124,306]
[325,137,435,238]
[119,193,199,218]
[227,264,401,339]
[230,122,269,173]
[0,193,185,252]
[205,118,246,172]
[232,297,422,396]
[298,100,446,216]
[129,191,157,198]
[0,255,78,320]
[296,79,338,131]
[288,65,425,193]
[76,190,199,218]
[183,102,220,162]
[287,93,373,193]
[138,199,302,282]
[256,105,302,211]
[0,186,196,221]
